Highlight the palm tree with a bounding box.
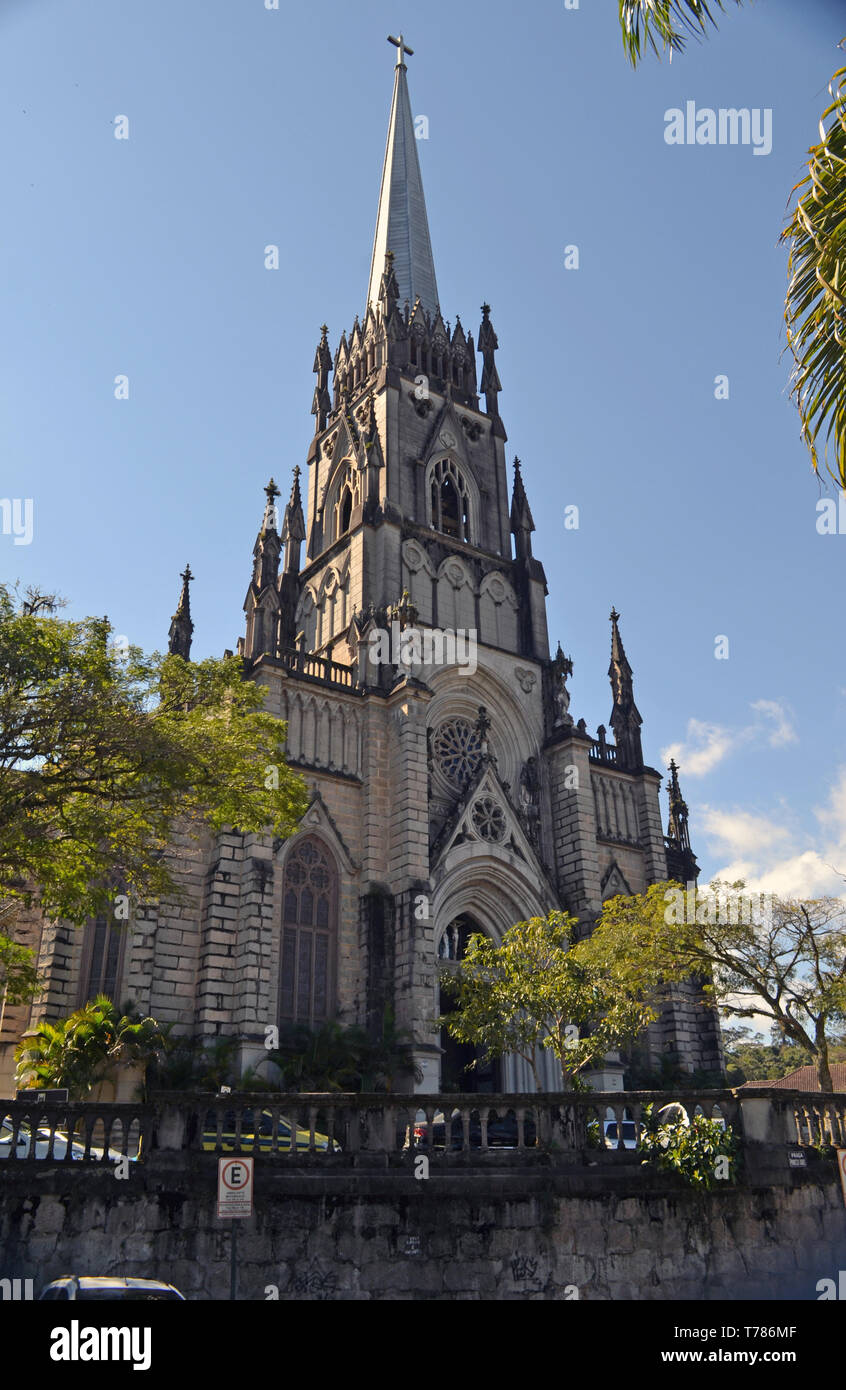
[14,996,168,1100]
[619,3,846,485]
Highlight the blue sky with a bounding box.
[2,0,845,894]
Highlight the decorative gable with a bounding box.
[600,860,632,901]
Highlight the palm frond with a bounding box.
[619,1,744,68]
[782,62,846,487]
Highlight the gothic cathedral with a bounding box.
[0,39,722,1098]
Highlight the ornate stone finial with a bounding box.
[262,477,280,534]
[610,606,620,625]
[478,302,504,435]
[389,588,418,631]
[387,32,414,67]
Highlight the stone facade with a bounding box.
[0,45,722,1099]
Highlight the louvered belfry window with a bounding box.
[279,837,337,1025]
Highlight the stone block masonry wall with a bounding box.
[2,1165,844,1301]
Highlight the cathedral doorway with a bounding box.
[437,914,501,1093]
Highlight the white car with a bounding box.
[40,1276,185,1301]
[0,1121,129,1162]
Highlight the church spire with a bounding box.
[510,456,535,560]
[281,466,306,575]
[367,34,440,319]
[311,325,332,435]
[478,303,506,439]
[666,759,691,852]
[665,759,699,883]
[243,480,281,659]
[168,564,194,660]
[608,607,644,769]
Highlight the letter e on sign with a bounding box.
[217,1156,254,1218]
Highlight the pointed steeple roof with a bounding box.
[367,35,440,319]
[608,608,644,769]
[510,457,535,532]
[666,759,691,852]
[168,564,194,660]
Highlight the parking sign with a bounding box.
[217,1157,254,1218]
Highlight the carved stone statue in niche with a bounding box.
[552,643,574,728]
[519,756,541,850]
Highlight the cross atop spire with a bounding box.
[387,33,414,68]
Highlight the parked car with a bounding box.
[409,1109,537,1150]
[0,1121,130,1163]
[201,1107,341,1153]
[39,1276,185,1301]
[602,1109,639,1150]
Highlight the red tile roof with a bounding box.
[738,1062,846,1092]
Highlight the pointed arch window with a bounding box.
[331,464,361,543]
[279,837,338,1026]
[430,458,471,544]
[339,486,353,536]
[78,914,125,1005]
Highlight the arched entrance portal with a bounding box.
[437,915,501,1093]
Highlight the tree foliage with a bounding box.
[0,585,308,924]
[0,903,39,1005]
[14,995,168,1100]
[619,1,743,67]
[439,912,657,1092]
[783,61,846,487]
[585,882,846,1092]
[248,1011,421,1093]
[638,1102,739,1190]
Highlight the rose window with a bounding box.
[471,796,506,843]
[432,718,482,790]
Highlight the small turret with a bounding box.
[608,608,644,770]
[279,467,306,652]
[243,480,282,659]
[478,303,506,439]
[312,326,332,435]
[510,457,535,561]
[665,759,700,883]
[168,564,194,660]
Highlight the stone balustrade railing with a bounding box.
[3,1089,844,1170]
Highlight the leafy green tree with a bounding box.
[14,995,168,1099]
[619,4,846,485]
[0,902,39,1005]
[585,882,846,1092]
[147,1033,240,1094]
[0,585,308,924]
[439,912,657,1092]
[721,1024,846,1085]
[638,1102,739,1191]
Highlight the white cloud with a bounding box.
[700,809,791,857]
[698,767,846,900]
[663,720,735,776]
[749,699,797,748]
[661,699,797,778]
